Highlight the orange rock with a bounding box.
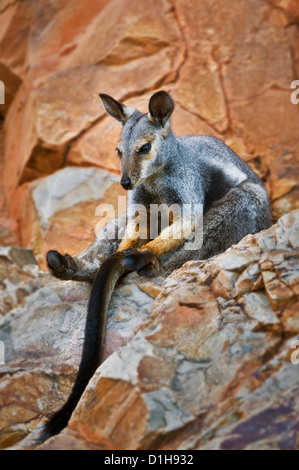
[9,167,125,270]
[2,0,184,205]
[3,82,37,208]
[172,54,228,133]
[28,0,113,83]
[0,63,21,115]
[268,0,299,21]
[0,217,20,246]
[211,270,239,299]
[67,116,122,172]
[70,378,149,450]
[262,271,295,309]
[281,303,299,335]
[0,1,35,80]
[1,0,298,222]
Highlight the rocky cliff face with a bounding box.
[0,210,298,450]
[0,0,299,255]
[0,0,298,451]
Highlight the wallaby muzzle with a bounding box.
[121,177,132,190]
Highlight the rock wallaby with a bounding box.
[43,91,272,439]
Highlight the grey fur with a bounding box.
[47,91,272,280]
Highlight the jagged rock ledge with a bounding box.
[0,210,298,450]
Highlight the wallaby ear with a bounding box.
[148,91,175,128]
[99,94,135,124]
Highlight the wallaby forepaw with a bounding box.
[121,249,160,277]
[46,250,78,280]
[137,263,158,277]
[138,249,161,277]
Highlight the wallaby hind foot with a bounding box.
[47,250,78,281]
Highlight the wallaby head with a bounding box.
[99,91,175,190]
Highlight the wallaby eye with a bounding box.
[138,143,152,155]
[116,148,122,159]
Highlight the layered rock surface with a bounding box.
[0,210,298,450]
[9,166,126,270]
[0,0,299,249]
[0,0,298,452]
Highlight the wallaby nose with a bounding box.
[121,177,132,190]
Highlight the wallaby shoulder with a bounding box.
[176,135,261,185]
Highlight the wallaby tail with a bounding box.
[42,249,158,441]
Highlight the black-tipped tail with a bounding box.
[43,249,159,441]
[43,252,129,438]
